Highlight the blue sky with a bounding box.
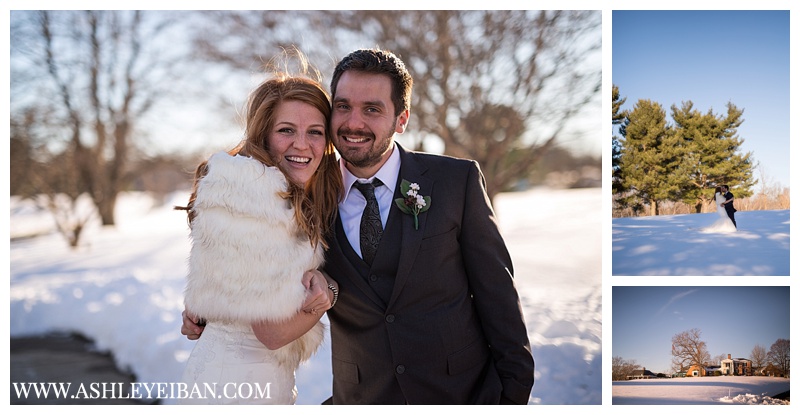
[612,10,790,189]
[612,286,789,374]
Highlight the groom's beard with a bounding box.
[336,120,397,169]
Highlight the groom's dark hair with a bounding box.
[330,48,413,117]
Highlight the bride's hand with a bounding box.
[300,270,332,315]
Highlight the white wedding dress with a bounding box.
[702,192,737,233]
[179,152,325,405]
[180,322,298,404]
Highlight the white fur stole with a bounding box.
[183,151,325,365]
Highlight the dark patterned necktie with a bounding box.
[354,179,384,265]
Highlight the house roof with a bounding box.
[721,358,751,364]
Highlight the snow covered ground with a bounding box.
[9,187,602,405]
[613,376,789,405]
[612,210,790,276]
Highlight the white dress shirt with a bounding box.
[338,144,401,259]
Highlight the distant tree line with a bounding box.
[10,11,192,246]
[612,85,762,217]
[612,356,646,381]
[11,10,601,248]
[190,10,601,202]
[613,328,790,380]
[670,329,789,377]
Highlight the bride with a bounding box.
[702,186,737,233]
[177,68,342,404]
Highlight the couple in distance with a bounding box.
[702,184,737,233]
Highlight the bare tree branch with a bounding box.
[188,10,601,203]
[671,328,711,373]
[14,11,190,228]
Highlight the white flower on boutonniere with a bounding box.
[394,179,431,230]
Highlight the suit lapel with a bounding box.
[387,146,432,309]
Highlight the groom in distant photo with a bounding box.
[721,185,737,228]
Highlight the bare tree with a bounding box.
[190,11,333,73]
[11,107,95,247]
[612,356,640,381]
[767,339,790,377]
[341,10,601,201]
[10,108,41,199]
[711,353,727,366]
[11,11,185,226]
[750,344,769,372]
[671,328,711,373]
[190,10,601,202]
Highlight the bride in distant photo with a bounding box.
[702,186,737,233]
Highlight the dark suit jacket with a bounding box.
[724,191,736,213]
[324,145,534,404]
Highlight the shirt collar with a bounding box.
[340,144,401,201]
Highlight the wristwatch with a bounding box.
[327,283,339,308]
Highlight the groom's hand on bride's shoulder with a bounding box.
[181,309,205,340]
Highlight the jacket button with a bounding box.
[385,314,395,323]
[396,365,405,374]
[369,274,378,282]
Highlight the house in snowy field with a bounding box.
[758,363,786,377]
[705,365,723,376]
[686,364,704,377]
[683,355,753,378]
[720,354,752,376]
[627,368,657,379]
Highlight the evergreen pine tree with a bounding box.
[618,99,683,215]
[671,101,757,212]
[612,85,628,200]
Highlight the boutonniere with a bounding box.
[394,179,431,230]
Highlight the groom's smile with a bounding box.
[331,71,408,178]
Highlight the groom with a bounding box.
[320,48,533,404]
[721,185,737,228]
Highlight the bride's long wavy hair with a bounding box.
[710,186,723,207]
[177,50,343,249]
